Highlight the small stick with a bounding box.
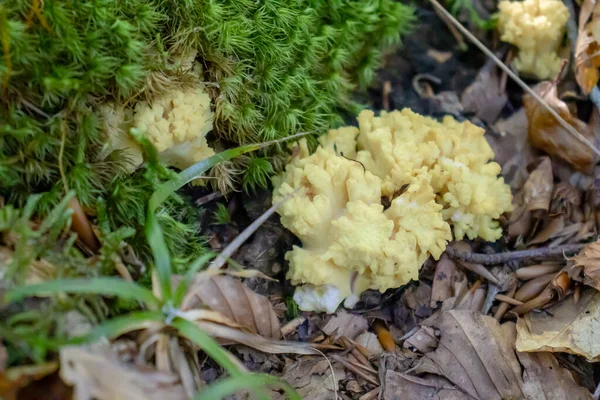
[445,243,586,265]
[330,354,379,386]
[494,287,518,320]
[281,316,306,337]
[495,293,523,306]
[427,0,600,158]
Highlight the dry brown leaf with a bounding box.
[517,351,592,400]
[0,362,58,399]
[181,275,281,339]
[516,289,600,361]
[524,157,554,212]
[277,357,345,400]
[431,254,459,306]
[568,240,600,290]
[60,344,187,400]
[355,332,384,358]
[383,371,473,400]
[322,310,368,340]
[524,82,598,173]
[575,0,600,94]
[462,62,507,125]
[404,310,592,399]
[528,216,565,245]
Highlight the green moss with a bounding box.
[0,0,413,261]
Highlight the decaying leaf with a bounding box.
[60,344,187,400]
[322,310,368,340]
[462,61,507,125]
[523,81,598,173]
[0,362,59,399]
[431,254,460,306]
[355,332,384,358]
[277,357,345,400]
[575,0,600,94]
[402,310,592,399]
[383,370,473,400]
[181,275,281,339]
[516,289,600,361]
[568,240,600,290]
[523,157,554,212]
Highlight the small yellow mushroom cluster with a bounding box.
[498,0,569,80]
[273,109,513,313]
[103,86,214,176]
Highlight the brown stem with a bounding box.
[445,243,586,265]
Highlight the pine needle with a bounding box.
[428,0,600,158]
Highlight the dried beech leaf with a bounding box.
[182,275,281,339]
[528,216,565,245]
[567,240,600,290]
[60,344,187,400]
[405,310,591,400]
[523,82,598,172]
[575,0,600,94]
[516,289,600,361]
[523,157,554,212]
[322,310,368,340]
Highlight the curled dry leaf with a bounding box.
[403,310,592,400]
[524,82,598,173]
[383,371,472,400]
[524,157,554,212]
[431,254,459,306]
[60,344,187,400]
[181,275,281,339]
[568,239,600,290]
[575,0,600,94]
[516,289,600,361]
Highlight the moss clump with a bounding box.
[0,0,413,262]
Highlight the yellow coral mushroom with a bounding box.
[273,109,513,313]
[103,86,215,176]
[498,0,569,80]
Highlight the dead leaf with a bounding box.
[355,332,384,358]
[60,344,187,400]
[575,0,600,94]
[403,326,439,353]
[528,216,565,245]
[0,362,59,399]
[182,275,281,339]
[524,81,598,173]
[516,289,600,361]
[431,254,459,306]
[402,283,433,318]
[278,357,345,400]
[383,371,473,400]
[568,239,600,290]
[322,310,368,340]
[524,157,554,212]
[517,351,592,400]
[462,61,507,124]
[405,310,592,399]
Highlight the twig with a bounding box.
[445,243,586,265]
[331,354,379,386]
[195,191,224,206]
[427,0,600,158]
[208,191,295,270]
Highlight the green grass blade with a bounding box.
[69,311,164,345]
[5,278,161,310]
[173,251,216,307]
[148,145,260,212]
[193,374,301,400]
[145,210,173,302]
[171,317,244,377]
